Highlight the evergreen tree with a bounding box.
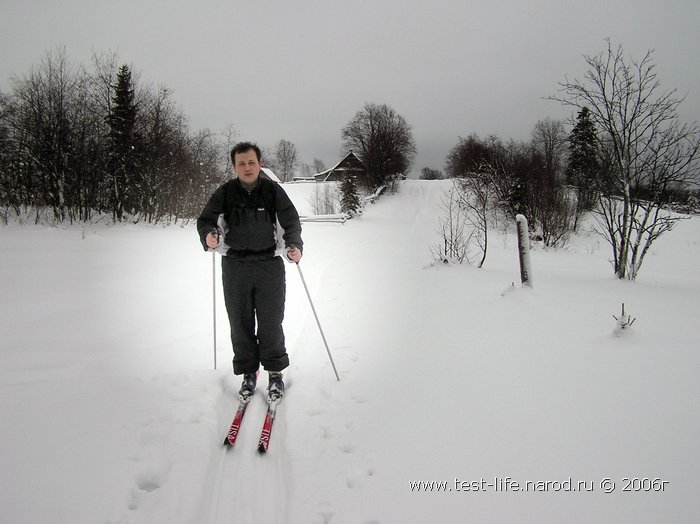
[340,175,361,217]
[566,106,599,212]
[107,64,138,221]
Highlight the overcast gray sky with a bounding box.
[2,0,699,175]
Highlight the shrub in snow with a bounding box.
[613,302,636,335]
[430,184,473,264]
[309,182,340,215]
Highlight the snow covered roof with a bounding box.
[261,167,281,183]
[313,151,366,182]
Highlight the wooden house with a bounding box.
[313,151,367,184]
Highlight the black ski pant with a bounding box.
[221,255,289,375]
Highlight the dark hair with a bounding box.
[230,142,262,163]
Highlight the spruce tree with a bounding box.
[566,107,599,212]
[107,65,138,221]
[340,175,361,217]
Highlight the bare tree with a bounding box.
[138,85,172,220]
[8,48,82,222]
[445,134,514,214]
[309,182,339,215]
[313,158,326,174]
[341,102,416,190]
[274,139,298,182]
[184,128,224,217]
[86,50,120,118]
[456,173,493,267]
[221,123,239,176]
[0,91,14,221]
[550,40,700,279]
[430,182,473,264]
[531,118,567,179]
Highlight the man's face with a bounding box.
[233,149,262,185]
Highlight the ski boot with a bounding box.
[267,372,285,403]
[238,373,257,402]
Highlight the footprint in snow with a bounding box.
[346,469,377,490]
[306,406,323,417]
[318,511,334,524]
[128,472,162,510]
[340,444,355,454]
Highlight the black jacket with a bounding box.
[197,175,303,257]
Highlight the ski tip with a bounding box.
[258,444,267,454]
[223,438,233,447]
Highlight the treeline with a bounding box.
[441,116,595,249]
[0,49,225,224]
[433,112,699,250]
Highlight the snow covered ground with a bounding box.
[1,179,699,523]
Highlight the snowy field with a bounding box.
[1,179,699,523]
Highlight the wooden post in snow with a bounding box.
[516,214,533,288]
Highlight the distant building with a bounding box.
[261,167,281,183]
[313,151,367,184]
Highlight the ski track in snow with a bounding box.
[203,378,295,524]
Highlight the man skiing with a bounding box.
[197,142,302,403]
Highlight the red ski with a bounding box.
[223,400,250,447]
[257,401,279,454]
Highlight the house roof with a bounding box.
[314,151,365,182]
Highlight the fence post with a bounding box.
[516,214,533,288]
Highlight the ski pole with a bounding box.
[296,263,340,381]
[211,227,221,371]
[212,251,217,370]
